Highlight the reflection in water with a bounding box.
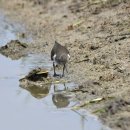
[54,83,67,92]
[52,93,70,108]
[52,84,70,108]
[73,110,87,130]
[19,80,110,130]
[81,115,85,130]
[20,82,71,108]
[21,85,51,99]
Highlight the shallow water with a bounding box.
[0,13,110,130]
[0,12,32,45]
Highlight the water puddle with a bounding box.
[0,12,32,46]
[0,13,110,130]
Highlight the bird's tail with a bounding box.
[59,54,70,63]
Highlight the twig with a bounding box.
[72,96,114,110]
[96,32,130,39]
[74,59,89,63]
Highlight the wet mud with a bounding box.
[0,40,28,59]
[0,0,130,130]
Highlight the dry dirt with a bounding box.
[0,0,130,130]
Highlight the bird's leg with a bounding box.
[53,62,60,77]
[62,64,65,77]
[54,85,56,92]
[63,83,67,91]
[66,63,68,73]
[53,62,57,76]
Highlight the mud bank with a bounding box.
[0,40,28,59]
[0,0,130,130]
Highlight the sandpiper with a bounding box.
[51,41,70,77]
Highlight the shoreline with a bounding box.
[0,0,130,130]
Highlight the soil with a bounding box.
[0,40,28,59]
[0,0,130,130]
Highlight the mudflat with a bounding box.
[0,0,130,130]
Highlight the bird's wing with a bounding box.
[51,49,55,60]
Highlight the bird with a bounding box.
[51,41,70,77]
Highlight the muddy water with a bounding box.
[0,13,110,130]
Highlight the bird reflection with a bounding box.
[20,82,71,108]
[53,83,67,92]
[52,84,70,108]
[52,93,70,108]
